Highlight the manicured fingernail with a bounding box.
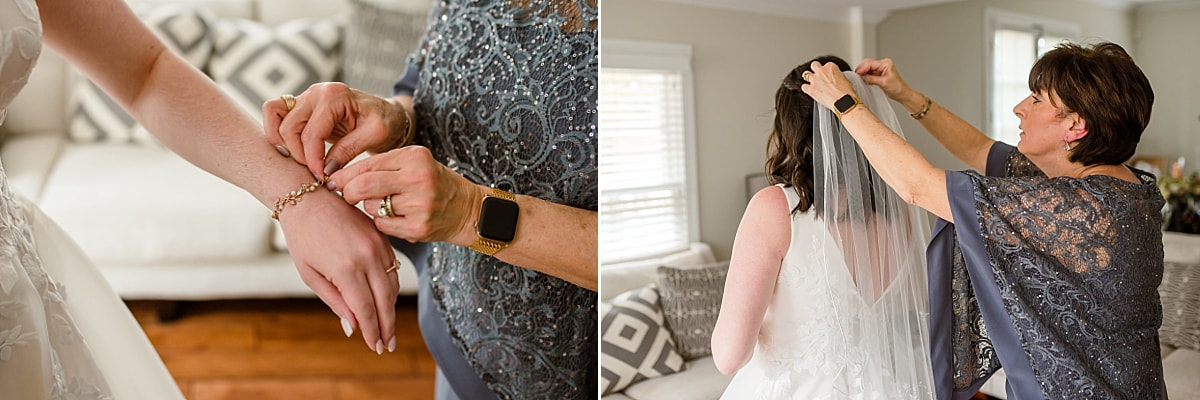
[387,337,396,353]
[323,159,342,176]
[325,179,337,190]
[375,340,384,355]
[341,317,354,337]
[275,145,291,157]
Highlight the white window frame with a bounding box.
[984,9,1080,143]
[599,39,700,265]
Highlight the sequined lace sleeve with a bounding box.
[406,1,599,399]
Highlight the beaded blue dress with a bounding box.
[392,1,597,399]
[928,142,1167,400]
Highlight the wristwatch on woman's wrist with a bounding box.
[834,94,863,120]
[470,187,519,256]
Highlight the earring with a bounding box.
[1064,142,1072,151]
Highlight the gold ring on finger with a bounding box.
[377,194,395,218]
[385,259,400,273]
[281,94,297,111]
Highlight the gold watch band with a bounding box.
[470,237,508,256]
[469,188,516,256]
[486,187,516,202]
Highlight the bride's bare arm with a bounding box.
[37,0,400,354]
[710,186,791,375]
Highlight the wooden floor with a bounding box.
[128,298,436,400]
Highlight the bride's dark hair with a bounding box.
[765,55,852,214]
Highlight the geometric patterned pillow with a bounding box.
[342,0,427,96]
[1159,261,1200,351]
[600,285,686,395]
[68,5,215,146]
[656,261,729,360]
[209,17,343,119]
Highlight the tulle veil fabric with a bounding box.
[811,72,935,398]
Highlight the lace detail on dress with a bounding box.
[0,162,113,398]
[408,1,597,398]
[962,148,1167,398]
[723,201,929,400]
[0,1,112,397]
[0,0,41,125]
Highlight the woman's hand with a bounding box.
[262,83,412,179]
[854,58,913,100]
[801,61,858,111]
[328,146,484,247]
[277,189,401,354]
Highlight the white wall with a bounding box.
[1134,2,1200,167]
[603,0,853,260]
[876,0,1133,171]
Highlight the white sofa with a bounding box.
[601,243,735,400]
[0,0,425,300]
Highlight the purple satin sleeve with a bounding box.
[986,142,1014,177]
[391,65,420,97]
[943,169,1043,400]
[926,141,1044,400]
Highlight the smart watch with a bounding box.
[470,187,519,256]
[834,94,863,119]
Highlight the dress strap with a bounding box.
[777,183,801,211]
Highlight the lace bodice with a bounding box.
[0,0,41,125]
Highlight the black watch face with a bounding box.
[478,197,519,242]
[835,94,856,114]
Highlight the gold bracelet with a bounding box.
[377,103,417,153]
[910,96,932,120]
[271,176,328,220]
[398,105,416,147]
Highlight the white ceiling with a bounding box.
[653,0,1192,23]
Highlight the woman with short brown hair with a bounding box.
[803,41,1165,399]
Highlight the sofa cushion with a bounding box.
[38,144,271,263]
[68,5,215,146]
[1164,231,1200,264]
[601,285,686,396]
[601,243,717,301]
[341,0,427,96]
[657,261,728,360]
[209,17,343,117]
[1163,348,1200,399]
[1160,261,1200,351]
[622,356,733,400]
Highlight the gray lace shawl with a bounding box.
[931,143,1166,399]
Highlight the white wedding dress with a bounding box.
[721,188,931,399]
[721,73,935,399]
[1,1,182,398]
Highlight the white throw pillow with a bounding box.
[68,5,215,146]
[208,17,343,118]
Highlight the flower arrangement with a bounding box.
[1159,161,1200,233]
[1159,171,1200,203]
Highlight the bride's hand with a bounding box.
[801,61,858,112]
[276,190,400,354]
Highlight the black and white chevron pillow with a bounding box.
[600,285,686,395]
[68,5,214,146]
[209,17,343,118]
